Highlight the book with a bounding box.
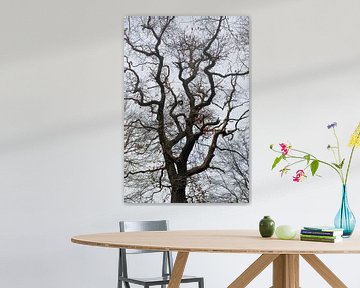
[303,226,344,232]
[300,236,343,243]
[301,229,343,237]
[302,226,343,236]
[300,234,341,240]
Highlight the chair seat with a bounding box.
[119,274,203,286]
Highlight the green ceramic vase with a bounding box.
[259,216,275,238]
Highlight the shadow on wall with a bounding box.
[255,56,360,92]
[0,0,122,65]
[0,114,123,153]
[2,53,360,154]
[0,0,290,65]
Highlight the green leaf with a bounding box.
[332,162,341,169]
[270,144,274,149]
[332,159,345,169]
[310,160,319,176]
[304,154,311,164]
[271,156,282,170]
[280,167,290,177]
[339,158,345,169]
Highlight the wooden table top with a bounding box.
[71,230,360,254]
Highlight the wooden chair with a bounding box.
[118,220,204,288]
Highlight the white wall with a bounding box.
[1,0,360,287]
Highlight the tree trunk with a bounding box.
[170,175,187,203]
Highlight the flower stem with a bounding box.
[330,148,338,164]
[270,147,344,182]
[345,145,356,185]
[333,128,342,164]
[291,148,317,159]
[285,154,344,183]
[332,128,345,181]
[284,159,306,169]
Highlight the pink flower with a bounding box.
[279,143,289,155]
[293,169,306,182]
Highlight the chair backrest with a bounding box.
[118,220,173,282]
[119,220,168,254]
[120,220,168,232]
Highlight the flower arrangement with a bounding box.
[270,122,360,185]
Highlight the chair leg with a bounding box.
[118,279,130,288]
[199,278,204,288]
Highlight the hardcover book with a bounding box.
[300,234,341,240]
[303,226,344,232]
[300,236,343,243]
[301,229,343,237]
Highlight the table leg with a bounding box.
[228,254,279,288]
[272,254,299,288]
[228,253,348,288]
[168,252,189,288]
[301,254,347,288]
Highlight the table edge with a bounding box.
[71,236,360,255]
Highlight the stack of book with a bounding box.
[300,226,344,243]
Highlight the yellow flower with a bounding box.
[349,122,360,148]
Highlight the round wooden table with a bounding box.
[72,230,360,288]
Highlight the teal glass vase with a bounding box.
[334,185,356,237]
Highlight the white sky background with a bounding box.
[124,16,250,126]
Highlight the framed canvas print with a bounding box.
[124,16,250,203]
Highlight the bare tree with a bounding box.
[205,128,250,203]
[124,16,250,203]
